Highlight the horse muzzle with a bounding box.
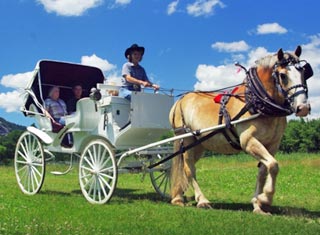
[295,103,311,117]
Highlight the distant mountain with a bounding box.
[0,117,26,135]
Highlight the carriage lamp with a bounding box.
[89,88,102,101]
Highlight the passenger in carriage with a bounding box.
[45,86,72,147]
[67,84,83,114]
[44,86,67,125]
[120,43,159,100]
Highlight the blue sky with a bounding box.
[0,0,320,126]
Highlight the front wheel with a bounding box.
[14,131,45,195]
[79,140,117,204]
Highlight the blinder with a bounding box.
[296,61,313,80]
[273,58,312,103]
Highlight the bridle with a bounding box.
[272,57,312,103]
[244,56,313,117]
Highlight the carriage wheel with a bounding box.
[79,140,117,204]
[14,131,45,195]
[149,154,172,199]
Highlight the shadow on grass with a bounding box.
[39,190,77,196]
[112,188,320,218]
[113,188,169,203]
[39,188,320,219]
[210,201,320,219]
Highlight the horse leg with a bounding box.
[252,162,270,214]
[184,145,211,208]
[171,140,188,206]
[244,138,279,214]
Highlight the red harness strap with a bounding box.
[214,86,239,104]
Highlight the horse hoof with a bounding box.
[253,208,271,215]
[171,198,185,207]
[197,202,213,209]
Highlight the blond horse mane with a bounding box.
[255,54,278,68]
[255,52,297,68]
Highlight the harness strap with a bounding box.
[148,125,225,169]
[218,91,242,150]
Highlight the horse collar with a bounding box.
[245,68,294,117]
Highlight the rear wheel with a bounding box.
[79,140,117,204]
[149,152,172,199]
[14,131,45,195]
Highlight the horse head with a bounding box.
[254,46,312,117]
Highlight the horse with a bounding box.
[169,46,313,214]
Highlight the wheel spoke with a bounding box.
[100,156,111,169]
[98,148,107,167]
[98,172,114,180]
[98,174,112,190]
[163,175,169,194]
[156,172,167,189]
[20,143,29,161]
[83,175,94,189]
[98,176,108,198]
[30,167,36,192]
[83,156,95,170]
[31,165,43,178]
[100,165,114,173]
[154,171,166,181]
[80,165,94,173]
[16,164,28,173]
[87,151,96,169]
[17,150,28,162]
[15,160,28,165]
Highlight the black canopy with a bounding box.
[23,60,105,115]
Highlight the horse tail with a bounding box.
[170,139,189,200]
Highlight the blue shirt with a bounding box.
[44,98,67,122]
[122,62,149,91]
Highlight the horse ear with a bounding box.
[277,48,284,61]
[295,45,302,57]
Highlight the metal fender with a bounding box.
[27,126,53,145]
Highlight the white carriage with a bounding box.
[15,60,174,204]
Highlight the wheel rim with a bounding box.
[14,131,45,195]
[150,154,171,199]
[79,140,117,204]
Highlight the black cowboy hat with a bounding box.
[124,44,145,58]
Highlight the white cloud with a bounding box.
[246,47,269,67]
[105,72,123,86]
[81,54,116,73]
[36,0,103,16]
[211,40,250,52]
[0,90,25,113]
[115,0,131,5]
[308,96,320,119]
[256,22,288,35]
[194,64,245,91]
[187,0,225,17]
[167,0,179,15]
[1,71,34,89]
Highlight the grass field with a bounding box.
[0,153,319,235]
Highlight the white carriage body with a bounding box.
[21,60,174,153]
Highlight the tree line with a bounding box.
[1,118,319,164]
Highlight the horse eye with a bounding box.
[279,73,288,84]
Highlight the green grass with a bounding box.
[1,153,320,235]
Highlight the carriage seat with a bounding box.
[29,104,52,131]
[65,97,101,131]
